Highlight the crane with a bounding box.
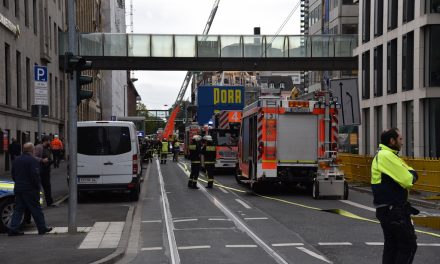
[162,0,220,140]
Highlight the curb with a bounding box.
[349,186,440,209]
[90,204,136,264]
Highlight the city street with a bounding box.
[118,158,440,264]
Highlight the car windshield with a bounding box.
[78,126,131,155]
[213,130,238,146]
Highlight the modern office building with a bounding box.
[0,0,67,173]
[354,0,440,158]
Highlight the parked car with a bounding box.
[0,180,43,233]
[76,121,141,201]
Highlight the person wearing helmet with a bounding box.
[188,135,202,189]
[202,135,216,188]
[160,138,170,164]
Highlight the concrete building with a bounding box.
[354,0,440,158]
[0,0,67,173]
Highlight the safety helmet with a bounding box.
[203,135,213,141]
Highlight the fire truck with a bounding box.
[206,110,241,171]
[184,123,201,158]
[236,94,348,199]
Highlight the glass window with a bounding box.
[388,103,397,128]
[374,45,383,97]
[374,0,383,36]
[33,0,37,35]
[362,0,371,43]
[375,106,383,147]
[78,127,132,156]
[427,25,440,86]
[362,51,370,99]
[404,100,414,157]
[4,43,11,105]
[363,108,370,154]
[430,0,440,13]
[388,0,398,30]
[15,0,19,17]
[402,32,414,91]
[26,57,31,110]
[342,0,355,4]
[342,24,357,34]
[387,39,397,94]
[424,98,440,157]
[16,51,22,108]
[25,0,29,26]
[403,0,415,23]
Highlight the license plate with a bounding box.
[78,177,98,184]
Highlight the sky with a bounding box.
[131,0,301,110]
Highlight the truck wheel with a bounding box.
[0,197,17,233]
[251,181,262,193]
[312,180,320,199]
[343,181,349,200]
[129,184,140,201]
[235,169,244,185]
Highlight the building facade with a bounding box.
[355,0,440,158]
[0,0,67,173]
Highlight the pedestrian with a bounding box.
[371,128,419,264]
[202,135,216,188]
[35,136,54,206]
[8,142,52,236]
[9,137,21,163]
[50,134,63,168]
[188,135,202,189]
[160,138,170,164]
[172,139,180,162]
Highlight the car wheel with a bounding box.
[0,197,16,233]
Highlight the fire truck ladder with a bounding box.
[162,0,220,139]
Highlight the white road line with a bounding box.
[141,220,162,223]
[365,242,383,246]
[157,159,180,264]
[272,243,305,247]
[218,187,229,193]
[296,247,332,263]
[417,243,440,246]
[141,247,163,251]
[177,164,289,264]
[208,218,230,221]
[339,200,376,212]
[318,242,352,246]
[225,245,258,248]
[244,217,269,220]
[178,245,211,250]
[173,218,198,223]
[235,199,252,209]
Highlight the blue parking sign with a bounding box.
[34,66,47,82]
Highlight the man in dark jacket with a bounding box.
[9,137,21,163]
[188,135,202,189]
[371,128,419,263]
[8,142,52,236]
[34,136,53,206]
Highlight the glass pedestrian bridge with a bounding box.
[61,33,358,71]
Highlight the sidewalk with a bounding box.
[0,160,133,264]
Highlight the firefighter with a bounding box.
[145,137,153,163]
[160,138,170,164]
[188,135,202,189]
[202,135,216,188]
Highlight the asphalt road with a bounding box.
[117,158,440,264]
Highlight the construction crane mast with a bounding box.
[162,0,220,140]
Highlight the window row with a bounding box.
[2,43,65,120]
[309,5,322,26]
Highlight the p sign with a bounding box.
[34,66,47,82]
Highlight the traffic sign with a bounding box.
[34,65,48,105]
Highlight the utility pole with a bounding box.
[67,0,78,234]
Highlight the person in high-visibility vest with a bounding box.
[160,138,170,164]
[202,135,216,188]
[172,140,180,162]
[188,135,201,189]
[371,128,419,263]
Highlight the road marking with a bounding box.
[244,217,268,220]
[79,222,124,249]
[296,247,332,263]
[24,227,91,235]
[272,243,305,247]
[157,159,180,264]
[141,247,163,251]
[178,245,211,250]
[141,220,162,223]
[218,187,229,193]
[417,243,440,246]
[177,164,289,264]
[339,200,376,212]
[225,245,258,248]
[208,218,230,221]
[235,199,251,209]
[365,242,383,246]
[173,218,198,223]
[318,242,352,246]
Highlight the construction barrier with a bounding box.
[339,154,440,193]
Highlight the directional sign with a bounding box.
[34,66,48,105]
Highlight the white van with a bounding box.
[77,121,141,201]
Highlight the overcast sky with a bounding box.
[131,0,301,110]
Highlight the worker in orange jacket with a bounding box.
[50,135,63,168]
